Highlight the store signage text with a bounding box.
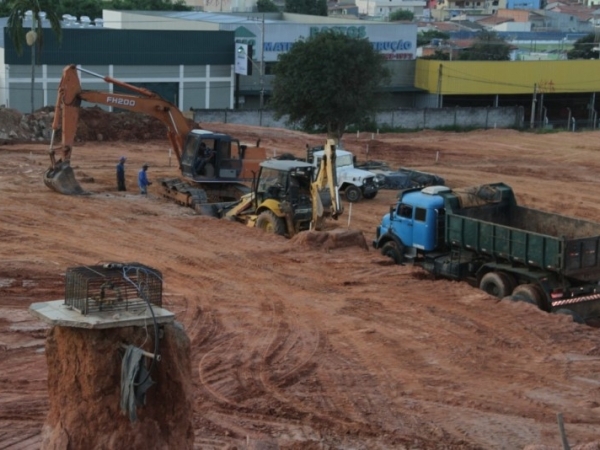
[309,26,367,39]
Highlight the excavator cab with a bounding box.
[180,130,249,181]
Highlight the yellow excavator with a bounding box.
[44,64,265,206]
[222,139,343,237]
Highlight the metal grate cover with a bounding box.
[64,263,162,315]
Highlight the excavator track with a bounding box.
[159,177,246,217]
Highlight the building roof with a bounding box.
[128,10,282,25]
[545,3,598,21]
[476,15,514,25]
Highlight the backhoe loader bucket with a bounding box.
[43,161,86,195]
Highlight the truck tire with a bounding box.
[256,210,286,236]
[512,284,544,308]
[479,272,512,298]
[363,191,378,200]
[381,241,404,264]
[345,185,362,203]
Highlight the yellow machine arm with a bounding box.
[311,138,343,226]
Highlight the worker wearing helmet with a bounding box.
[138,164,152,195]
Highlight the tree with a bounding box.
[458,30,510,61]
[257,0,279,12]
[7,0,62,113]
[417,30,450,47]
[284,0,327,16]
[270,31,390,141]
[389,10,413,22]
[567,33,597,60]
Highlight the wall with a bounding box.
[194,106,524,129]
[0,48,5,107]
[415,59,600,95]
[6,64,235,113]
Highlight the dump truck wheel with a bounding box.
[381,241,403,264]
[256,211,286,236]
[555,308,585,324]
[512,284,544,308]
[345,186,362,203]
[479,272,512,298]
[363,191,378,200]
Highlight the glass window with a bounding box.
[258,168,286,192]
[181,134,200,165]
[398,204,413,219]
[415,207,427,222]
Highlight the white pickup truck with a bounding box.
[309,147,384,203]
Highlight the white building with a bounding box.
[355,0,426,18]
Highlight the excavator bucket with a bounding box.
[43,161,86,195]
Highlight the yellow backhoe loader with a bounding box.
[223,139,343,237]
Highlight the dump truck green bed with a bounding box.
[444,184,600,281]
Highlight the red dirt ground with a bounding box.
[2,117,600,449]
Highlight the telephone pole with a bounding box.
[259,13,265,126]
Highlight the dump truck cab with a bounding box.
[309,147,382,203]
[374,186,449,261]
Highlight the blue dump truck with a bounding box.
[373,183,600,323]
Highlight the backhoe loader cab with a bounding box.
[249,160,316,236]
[223,139,342,237]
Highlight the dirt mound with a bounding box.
[75,107,191,142]
[289,228,369,251]
[0,106,197,143]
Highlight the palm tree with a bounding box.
[7,0,62,113]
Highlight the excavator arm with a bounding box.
[45,64,194,195]
[311,138,343,227]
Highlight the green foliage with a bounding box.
[0,0,192,20]
[7,0,62,56]
[270,30,390,140]
[417,30,450,47]
[0,1,12,16]
[284,0,327,16]
[567,33,597,60]
[458,30,510,61]
[389,9,413,22]
[420,50,450,60]
[257,0,279,12]
[7,0,62,113]
[108,0,191,10]
[56,0,103,20]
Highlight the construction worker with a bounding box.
[116,156,127,191]
[194,142,215,176]
[138,164,152,195]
